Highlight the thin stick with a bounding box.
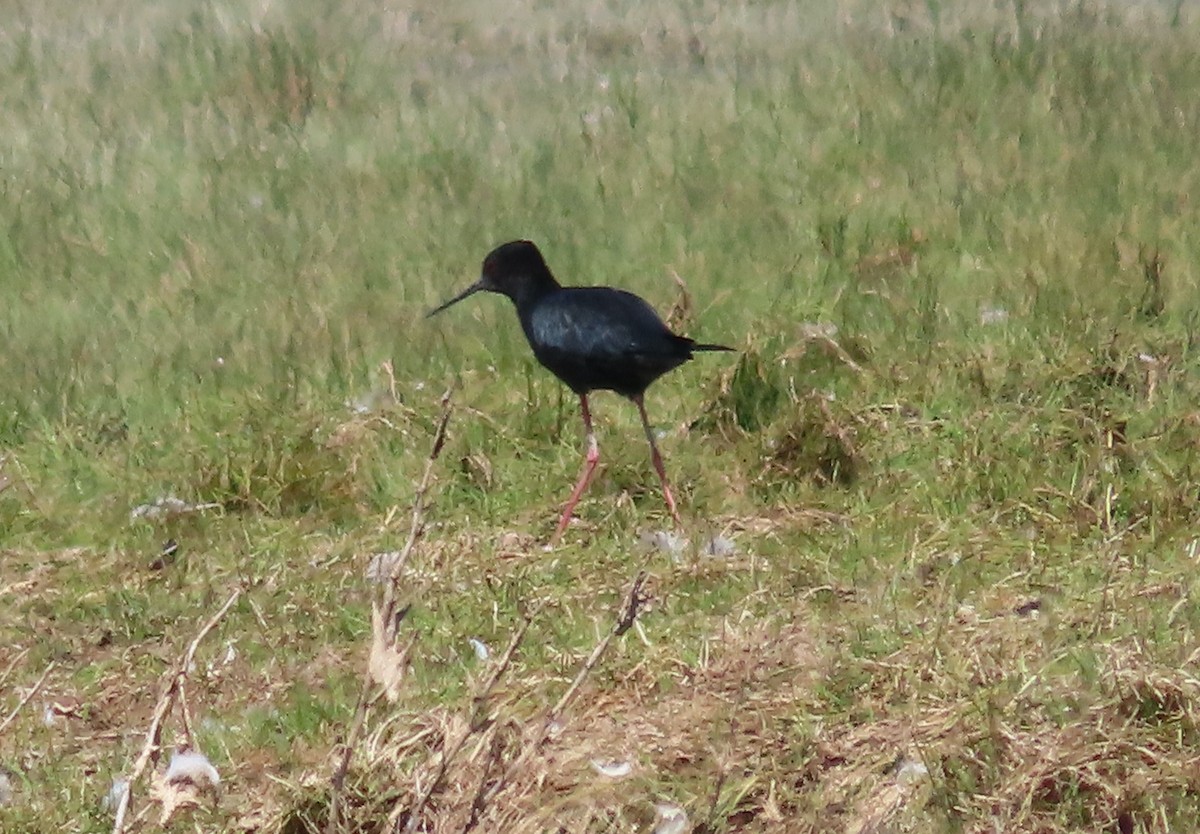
[0,647,30,691]
[327,680,389,834]
[475,612,535,701]
[0,660,56,736]
[474,571,651,819]
[462,729,506,833]
[111,589,241,834]
[395,614,533,834]
[547,570,649,726]
[327,390,454,834]
[384,388,455,628]
[177,677,196,749]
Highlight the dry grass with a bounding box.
[3,1,1200,832]
[264,570,1198,833]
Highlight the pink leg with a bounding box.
[550,394,599,545]
[634,395,681,526]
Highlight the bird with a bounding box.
[428,240,733,544]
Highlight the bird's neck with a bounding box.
[508,271,561,313]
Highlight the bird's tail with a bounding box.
[691,341,736,352]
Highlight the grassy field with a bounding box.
[2,0,1200,831]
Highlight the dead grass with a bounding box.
[262,571,1199,834]
[4,1,1200,832]
[271,616,828,834]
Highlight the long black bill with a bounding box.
[426,281,483,318]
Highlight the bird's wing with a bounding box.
[527,288,681,361]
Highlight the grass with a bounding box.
[2,0,1200,831]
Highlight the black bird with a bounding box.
[429,240,733,543]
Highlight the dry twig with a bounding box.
[547,570,650,727]
[393,613,534,834]
[382,388,455,632]
[463,728,508,832]
[327,389,454,834]
[0,647,31,692]
[468,570,652,824]
[0,660,56,736]
[111,589,241,834]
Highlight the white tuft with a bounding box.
[468,638,490,661]
[895,757,929,787]
[130,496,219,521]
[152,750,221,823]
[641,530,686,556]
[102,778,129,812]
[702,535,737,558]
[979,306,1009,325]
[653,802,689,834]
[589,759,632,779]
[799,321,839,339]
[164,751,220,789]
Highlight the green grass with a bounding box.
[2,0,1200,832]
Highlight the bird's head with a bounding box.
[427,240,559,316]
